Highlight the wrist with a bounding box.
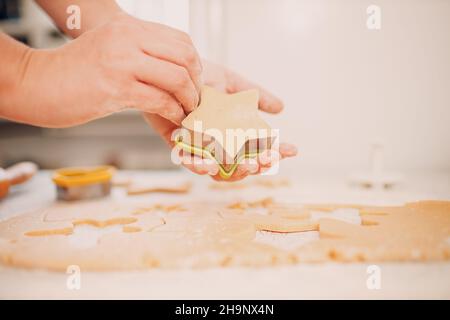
[78,5,125,36]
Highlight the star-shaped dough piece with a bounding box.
[181,86,276,165]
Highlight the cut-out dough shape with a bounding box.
[126,180,191,195]
[182,86,274,161]
[177,86,276,179]
[221,199,316,233]
[121,214,164,233]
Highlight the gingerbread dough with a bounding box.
[209,177,291,190]
[0,199,448,271]
[125,179,192,195]
[296,201,450,262]
[181,86,275,164]
[111,174,192,195]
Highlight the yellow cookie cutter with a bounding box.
[53,166,115,188]
[174,135,260,179]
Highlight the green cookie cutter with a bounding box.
[174,135,260,179]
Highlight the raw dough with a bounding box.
[111,174,192,195]
[296,201,450,262]
[126,180,191,195]
[0,199,448,271]
[209,177,290,190]
[181,86,275,164]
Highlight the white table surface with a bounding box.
[1,169,449,299]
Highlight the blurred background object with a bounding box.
[1,0,449,177]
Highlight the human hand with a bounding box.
[144,60,297,182]
[5,12,202,127]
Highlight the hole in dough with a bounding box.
[68,224,123,249]
[310,208,361,225]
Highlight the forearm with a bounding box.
[35,0,122,38]
[0,33,35,123]
[0,33,72,127]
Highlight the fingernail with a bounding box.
[243,159,258,174]
[280,144,298,157]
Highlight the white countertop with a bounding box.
[1,169,449,299]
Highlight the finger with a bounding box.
[134,55,199,114]
[205,161,220,176]
[143,114,222,176]
[141,20,195,46]
[211,172,250,183]
[227,70,284,114]
[232,163,252,179]
[240,158,259,175]
[251,143,297,175]
[130,83,185,125]
[258,149,281,168]
[212,171,249,183]
[182,155,207,175]
[142,113,178,144]
[139,36,203,94]
[278,143,298,159]
[227,159,258,181]
[181,155,219,176]
[139,20,203,89]
[258,143,297,166]
[210,160,255,182]
[143,114,220,177]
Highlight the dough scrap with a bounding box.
[131,203,186,215]
[0,199,448,270]
[111,175,132,187]
[209,177,290,190]
[127,180,191,195]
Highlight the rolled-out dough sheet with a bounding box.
[0,199,448,271]
[126,180,192,195]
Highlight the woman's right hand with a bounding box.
[3,12,202,128]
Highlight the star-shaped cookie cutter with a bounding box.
[174,134,261,179]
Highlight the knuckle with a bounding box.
[102,20,138,43]
[179,31,193,43]
[159,91,174,108]
[184,46,197,63]
[173,67,191,89]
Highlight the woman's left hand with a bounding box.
[143,60,297,182]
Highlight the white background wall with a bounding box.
[200,0,450,173]
[117,0,190,32]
